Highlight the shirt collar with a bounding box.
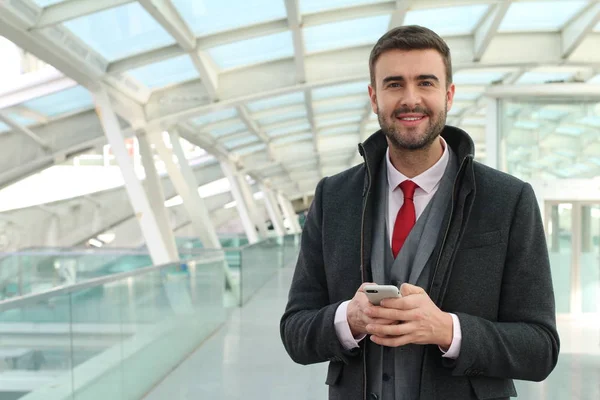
[386,137,449,195]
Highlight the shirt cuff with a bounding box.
[440,313,462,359]
[334,301,367,350]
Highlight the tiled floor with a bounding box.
[144,267,600,400]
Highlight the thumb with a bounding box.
[400,283,426,297]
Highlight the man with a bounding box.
[280,25,559,400]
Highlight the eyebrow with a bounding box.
[382,74,440,84]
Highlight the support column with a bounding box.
[551,205,560,253]
[485,97,500,170]
[148,129,220,248]
[261,184,285,236]
[93,88,176,265]
[137,132,179,260]
[582,205,592,253]
[149,129,237,297]
[277,192,301,234]
[220,161,259,244]
[239,175,269,238]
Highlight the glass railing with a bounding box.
[0,253,226,400]
[0,233,301,307]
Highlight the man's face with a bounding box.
[368,49,455,151]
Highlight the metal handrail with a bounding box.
[0,253,225,312]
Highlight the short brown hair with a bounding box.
[369,25,452,87]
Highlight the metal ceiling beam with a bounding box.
[0,110,51,151]
[389,0,411,29]
[473,1,511,62]
[35,0,135,28]
[138,0,219,101]
[285,0,306,84]
[304,89,322,179]
[561,2,600,59]
[486,83,600,99]
[177,123,236,164]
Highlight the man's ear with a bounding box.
[446,83,456,112]
[368,84,378,114]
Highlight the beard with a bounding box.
[378,103,447,151]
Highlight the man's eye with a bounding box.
[420,81,433,86]
[389,83,400,88]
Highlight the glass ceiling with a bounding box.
[0,0,599,217]
[404,5,489,37]
[63,3,176,61]
[172,0,287,37]
[304,15,390,53]
[499,1,589,32]
[23,86,93,117]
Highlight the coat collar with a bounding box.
[358,125,476,178]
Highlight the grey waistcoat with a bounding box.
[367,148,458,400]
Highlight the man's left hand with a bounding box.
[365,283,453,349]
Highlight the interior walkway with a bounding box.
[144,265,600,400]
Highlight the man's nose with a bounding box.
[400,85,421,109]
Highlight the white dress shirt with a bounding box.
[334,137,462,359]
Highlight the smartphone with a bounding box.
[364,284,400,305]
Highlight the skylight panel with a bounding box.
[32,0,66,6]
[272,133,314,146]
[222,135,260,150]
[247,92,305,112]
[320,125,359,136]
[62,3,176,61]
[192,108,237,126]
[404,5,489,36]
[207,31,294,70]
[210,122,246,137]
[172,0,287,37]
[127,55,199,89]
[235,143,266,156]
[265,122,312,137]
[312,81,369,100]
[314,101,367,114]
[304,15,390,53]
[499,1,589,32]
[316,115,362,128]
[257,110,307,126]
[299,0,388,14]
[23,86,93,117]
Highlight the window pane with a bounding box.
[299,0,387,14]
[32,0,67,6]
[207,31,294,70]
[192,108,237,126]
[127,55,199,89]
[247,92,305,112]
[499,1,589,32]
[304,15,390,53]
[63,3,176,61]
[23,86,93,117]
[404,5,489,36]
[312,81,368,100]
[257,110,307,126]
[172,0,286,36]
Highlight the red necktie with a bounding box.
[392,180,418,258]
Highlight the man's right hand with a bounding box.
[347,282,397,337]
